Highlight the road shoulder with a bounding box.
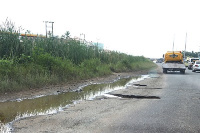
[12,66,164,133]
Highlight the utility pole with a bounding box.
[172,34,175,55]
[49,21,54,37]
[199,46,200,59]
[80,33,85,44]
[184,32,187,61]
[44,21,48,38]
[43,21,54,38]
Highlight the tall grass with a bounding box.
[0,20,156,93]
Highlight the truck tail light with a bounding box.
[195,65,199,67]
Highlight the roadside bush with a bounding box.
[79,58,101,78]
[52,59,77,81]
[14,54,33,64]
[109,61,127,73]
[79,58,111,78]
[32,48,61,72]
[0,59,14,77]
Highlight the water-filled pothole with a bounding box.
[0,75,151,132]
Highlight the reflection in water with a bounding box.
[0,75,148,132]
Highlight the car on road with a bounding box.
[192,61,200,72]
[188,58,199,70]
[156,58,163,63]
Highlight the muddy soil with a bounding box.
[6,66,164,133]
[0,70,150,102]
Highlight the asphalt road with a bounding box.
[102,65,200,133]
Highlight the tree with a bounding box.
[61,31,71,39]
[182,51,198,58]
[65,31,70,38]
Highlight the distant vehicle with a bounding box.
[188,58,199,70]
[162,51,186,74]
[192,61,200,72]
[156,58,163,63]
[184,60,189,67]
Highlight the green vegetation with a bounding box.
[182,51,199,58]
[0,20,156,93]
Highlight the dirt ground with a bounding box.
[0,70,151,102]
[2,66,164,133]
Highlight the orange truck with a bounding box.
[162,51,186,74]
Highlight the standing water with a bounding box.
[0,75,149,132]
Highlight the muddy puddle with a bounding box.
[0,75,149,132]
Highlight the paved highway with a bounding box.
[102,65,200,133]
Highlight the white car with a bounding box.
[192,61,200,72]
[188,58,199,70]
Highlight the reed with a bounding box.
[0,20,156,93]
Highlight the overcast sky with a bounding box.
[1,0,200,58]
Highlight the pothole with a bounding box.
[111,94,160,99]
[136,88,162,89]
[133,84,147,86]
